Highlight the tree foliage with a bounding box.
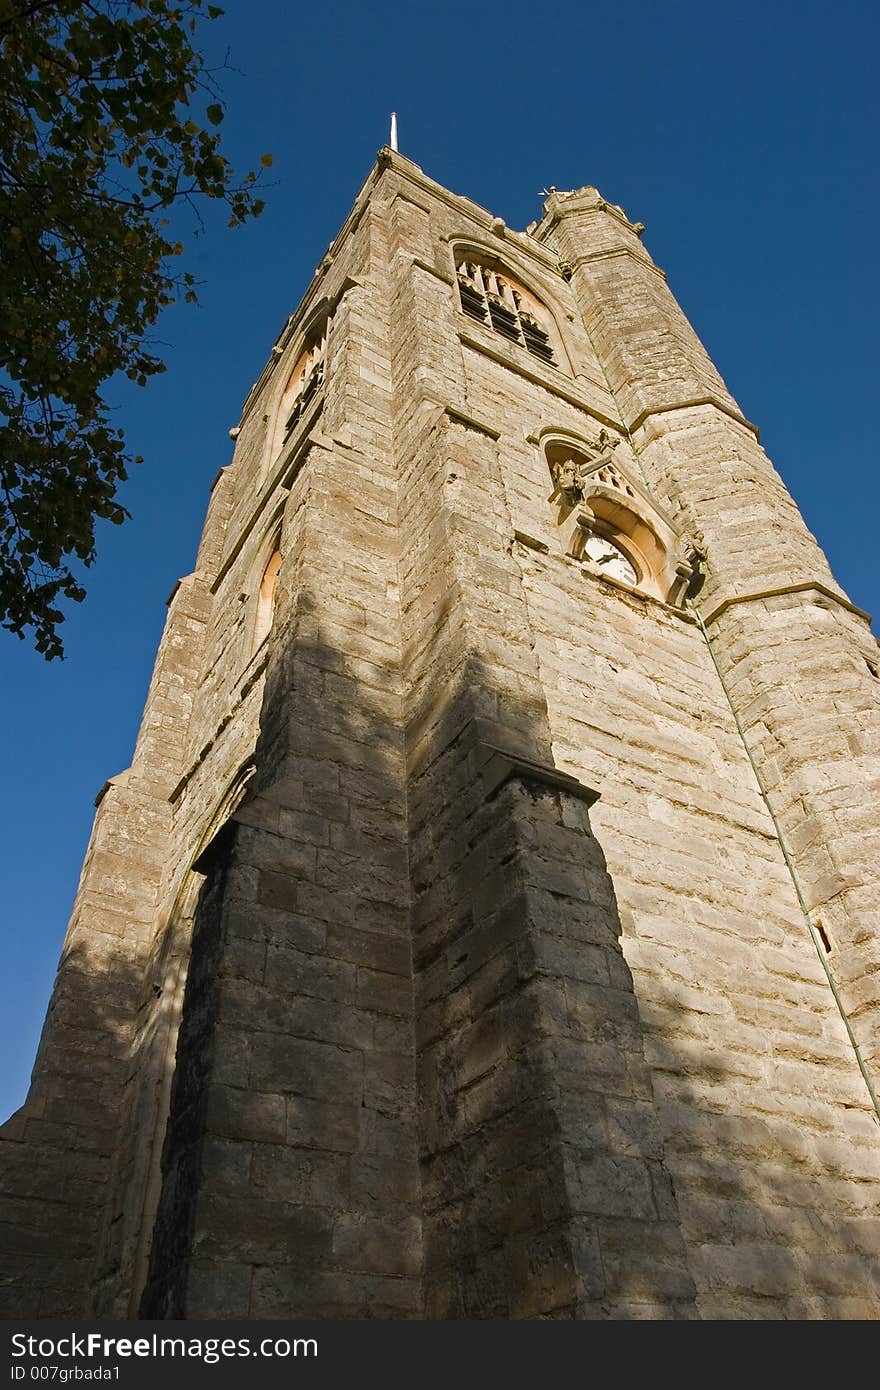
[0,0,270,656]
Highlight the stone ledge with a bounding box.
[513,529,550,554]
[569,246,666,281]
[94,768,132,809]
[165,570,209,610]
[480,746,600,807]
[411,256,455,287]
[391,190,433,217]
[443,404,501,441]
[700,581,871,628]
[534,187,646,243]
[629,395,760,442]
[408,712,599,811]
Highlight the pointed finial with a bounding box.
[390,112,398,152]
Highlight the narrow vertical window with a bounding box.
[282,326,326,442]
[272,315,330,463]
[254,549,282,649]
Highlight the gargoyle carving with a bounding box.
[548,430,619,506]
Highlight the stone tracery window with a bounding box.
[455,258,558,365]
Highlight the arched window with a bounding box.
[543,431,697,606]
[455,255,562,366]
[254,548,282,649]
[272,319,328,459]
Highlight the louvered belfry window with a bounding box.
[456,261,555,364]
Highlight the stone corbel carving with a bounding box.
[681,529,707,599]
[683,530,707,568]
[548,455,584,506]
[548,430,618,508]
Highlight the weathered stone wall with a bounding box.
[2,151,878,1320]
[542,185,880,1086]
[139,186,423,1318]
[0,564,205,1316]
[514,550,879,1316]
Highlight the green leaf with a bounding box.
[0,0,269,658]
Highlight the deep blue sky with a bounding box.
[2,0,878,1120]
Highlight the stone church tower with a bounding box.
[2,150,879,1321]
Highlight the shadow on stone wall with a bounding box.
[139,601,421,1318]
[136,598,704,1318]
[0,934,146,1317]
[3,601,879,1319]
[408,712,697,1318]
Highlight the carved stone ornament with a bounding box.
[547,430,619,506]
[549,456,583,503]
[681,529,708,597]
[683,530,707,567]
